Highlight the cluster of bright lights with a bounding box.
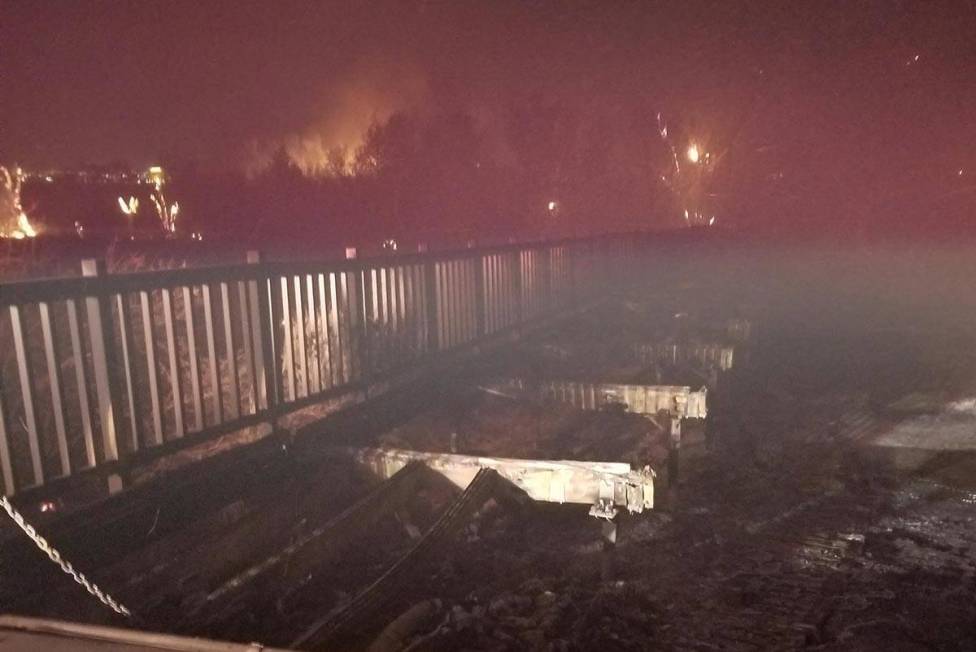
[0,166,39,239]
[147,166,180,234]
[118,195,139,216]
[682,208,717,226]
[656,113,716,228]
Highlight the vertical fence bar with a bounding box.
[396,267,406,362]
[161,287,185,439]
[443,262,452,348]
[292,276,308,399]
[115,294,141,451]
[413,266,424,354]
[345,271,359,382]
[456,261,465,343]
[453,262,461,343]
[9,304,43,486]
[386,268,397,365]
[378,268,389,364]
[67,299,96,466]
[358,269,371,383]
[201,284,222,425]
[376,268,387,367]
[472,257,484,339]
[498,255,506,328]
[569,244,578,307]
[317,272,336,391]
[39,301,70,476]
[459,260,469,342]
[380,267,389,367]
[305,274,320,395]
[481,256,491,335]
[446,261,454,348]
[220,282,241,416]
[544,247,553,310]
[497,254,505,329]
[328,272,343,386]
[514,250,524,330]
[246,252,271,412]
[81,259,120,462]
[182,287,204,432]
[278,275,295,403]
[465,259,473,341]
[0,390,14,494]
[495,255,504,329]
[497,254,503,330]
[445,262,454,346]
[140,290,164,445]
[237,281,256,414]
[433,263,443,349]
[404,266,416,357]
[337,272,352,383]
[424,261,438,353]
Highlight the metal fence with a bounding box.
[0,234,641,496]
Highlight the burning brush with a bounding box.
[147,166,179,235]
[0,166,39,239]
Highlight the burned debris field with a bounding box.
[1,244,974,650]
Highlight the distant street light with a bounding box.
[686,144,700,164]
[547,200,557,212]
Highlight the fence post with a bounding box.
[246,251,278,430]
[80,259,123,493]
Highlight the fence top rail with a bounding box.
[0,263,261,306]
[0,231,649,306]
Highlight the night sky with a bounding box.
[2,1,974,232]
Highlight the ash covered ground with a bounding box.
[3,243,976,651]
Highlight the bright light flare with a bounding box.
[687,144,700,164]
[0,166,39,239]
[146,166,179,234]
[118,196,139,216]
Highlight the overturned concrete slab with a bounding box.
[635,341,734,372]
[487,378,707,420]
[346,447,654,517]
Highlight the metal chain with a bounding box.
[0,495,132,617]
